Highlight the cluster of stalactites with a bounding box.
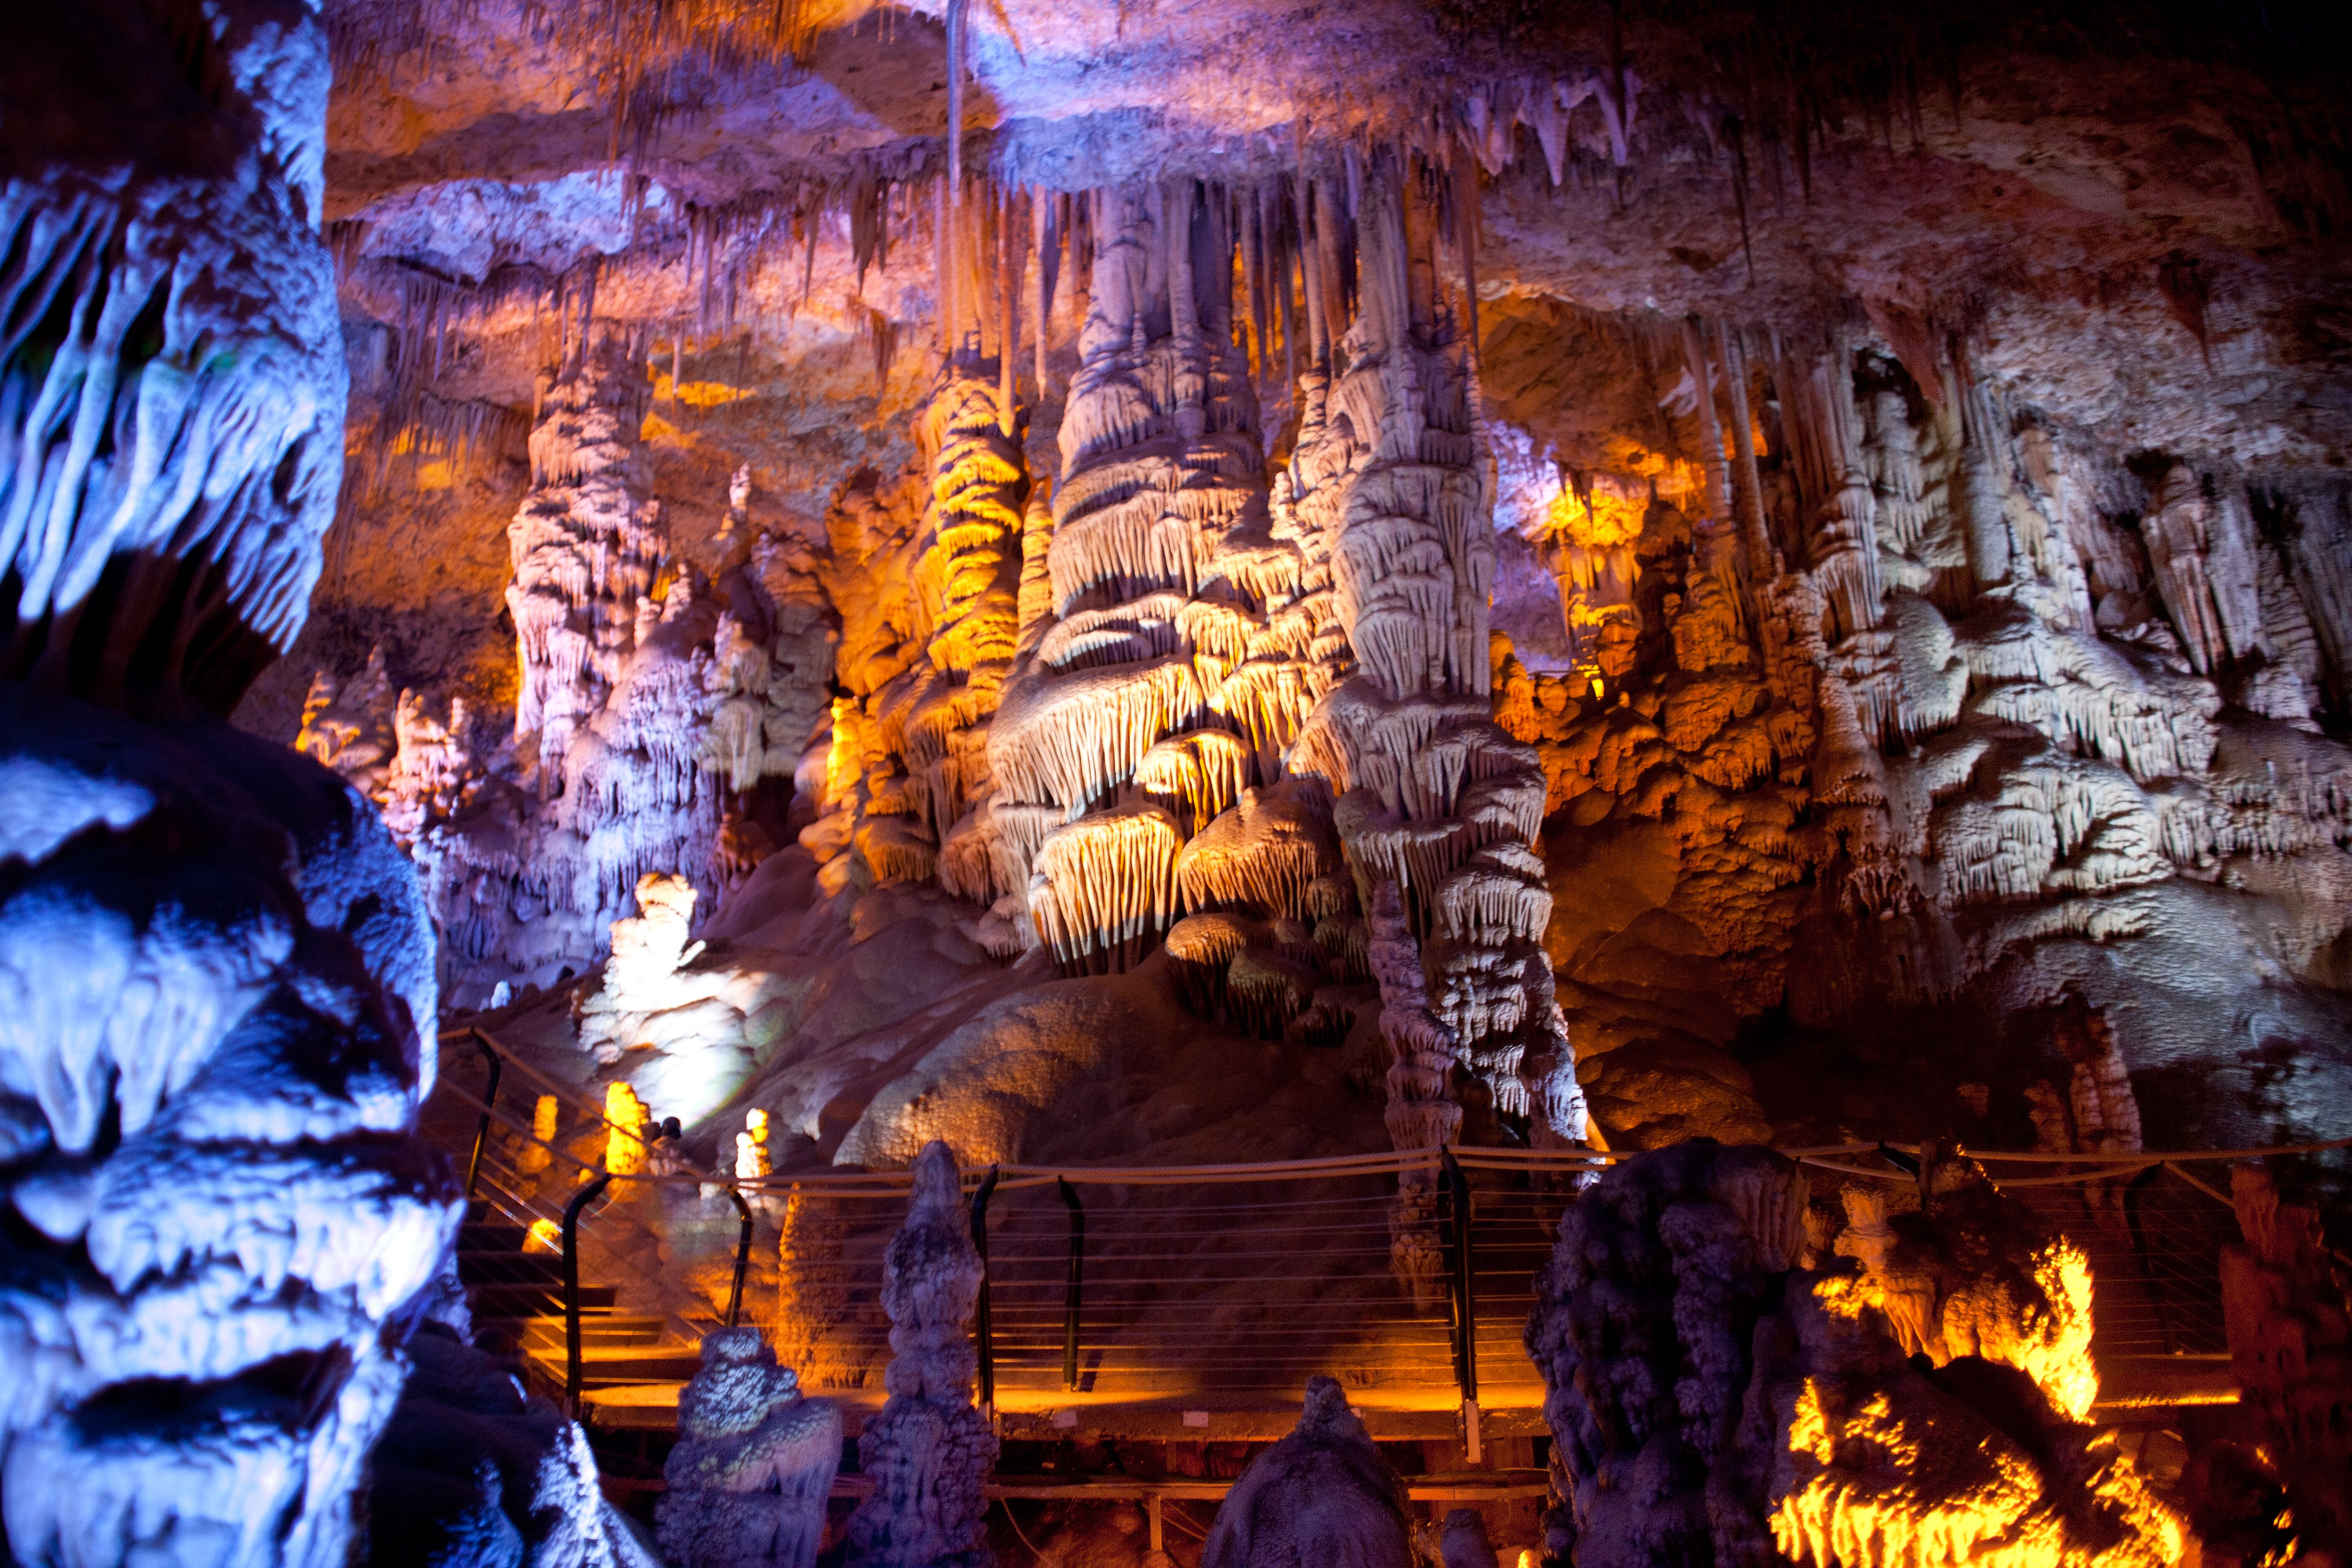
[0,20,345,715]
[506,323,666,786]
[1653,315,2335,920]
[985,180,1330,972]
[878,367,1026,904]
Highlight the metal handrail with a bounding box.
[562,1116,681,1417]
[464,1032,503,1200]
[971,1165,1000,1411]
[1440,1148,1477,1406]
[1058,1175,1084,1392]
[723,1185,754,1329]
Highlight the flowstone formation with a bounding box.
[1524,1141,2182,1568]
[989,180,1310,974]
[846,1140,998,1568]
[1201,1377,1415,1568]
[659,1327,844,1568]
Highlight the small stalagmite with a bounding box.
[1202,1377,1415,1568]
[659,1327,843,1568]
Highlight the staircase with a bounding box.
[426,1030,711,1417]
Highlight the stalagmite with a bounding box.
[296,645,397,794]
[1201,1377,1414,1568]
[1286,160,1581,1168]
[845,1141,998,1568]
[659,1327,844,1568]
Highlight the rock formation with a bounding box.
[659,1327,844,1568]
[1201,1377,1415,1568]
[368,1323,661,1567]
[2219,1162,2352,1563]
[1525,1142,2182,1568]
[989,180,1288,975]
[846,1140,998,1568]
[0,0,466,1559]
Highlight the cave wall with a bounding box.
[261,0,2352,1171]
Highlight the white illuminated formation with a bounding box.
[0,2,343,715]
[660,1327,843,1568]
[0,701,455,1564]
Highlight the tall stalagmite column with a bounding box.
[0,2,456,1561]
[508,326,666,792]
[845,1141,997,1568]
[1283,162,1577,1297]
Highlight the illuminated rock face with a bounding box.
[0,695,456,1566]
[1525,1142,2182,1568]
[0,0,344,716]
[0,1,471,1560]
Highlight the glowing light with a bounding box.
[526,1219,561,1252]
[604,1082,652,1175]
[651,372,757,408]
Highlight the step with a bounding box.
[459,1222,530,1252]
[467,1283,616,1316]
[527,1345,706,1385]
[522,1316,666,1349]
[458,1252,564,1286]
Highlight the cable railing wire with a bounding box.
[425,1029,2331,1418]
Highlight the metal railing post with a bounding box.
[1058,1176,1085,1392]
[464,1031,503,1201]
[561,1170,615,1418]
[1441,1146,1479,1457]
[724,1186,755,1329]
[971,1166,1000,1412]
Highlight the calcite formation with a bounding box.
[1202,1377,1416,1568]
[27,0,2352,1558]
[989,180,1294,974]
[659,1327,844,1568]
[1525,1142,2182,1568]
[846,1140,998,1568]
